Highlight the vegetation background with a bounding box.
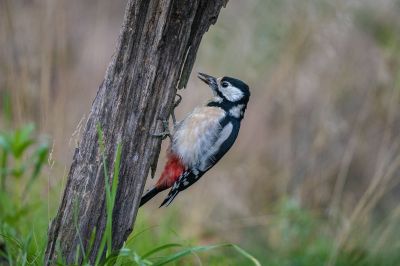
[1,0,400,265]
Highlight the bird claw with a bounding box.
[152,119,172,141]
[174,94,182,108]
[171,94,182,126]
[152,93,182,140]
[152,131,171,141]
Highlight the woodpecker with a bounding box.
[140,73,250,207]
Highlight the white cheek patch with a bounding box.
[220,85,244,102]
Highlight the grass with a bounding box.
[1,122,400,265]
[0,124,261,265]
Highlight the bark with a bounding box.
[44,0,228,264]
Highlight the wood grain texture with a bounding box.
[44,0,228,264]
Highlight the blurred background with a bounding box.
[1,0,400,265]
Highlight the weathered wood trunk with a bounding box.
[44,0,228,264]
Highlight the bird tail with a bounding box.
[159,189,179,207]
[140,153,185,207]
[139,187,160,207]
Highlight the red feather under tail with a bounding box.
[139,152,185,207]
[156,152,185,190]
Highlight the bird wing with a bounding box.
[197,120,237,172]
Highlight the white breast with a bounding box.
[172,106,225,169]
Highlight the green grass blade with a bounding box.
[105,181,112,256]
[96,124,109,183]
[111,143,122,207]
[0,233,24,250]
[73,196,87,263]
[95,232,107,266]
[94,124,123,265]
[95,124,109,265]
[141,243,183,259]
[126,225,160,245]
[85,227,97,262]
[0,149,8,190]
[231,244,262,266]
[152,243,261,266]
[100,248,130,266]
[106,142,122,256]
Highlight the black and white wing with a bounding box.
[160,120,239,207]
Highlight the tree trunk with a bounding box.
[44,0,228,264]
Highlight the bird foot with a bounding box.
[152,93,182,140]
[171,93,182,127]
[174,93,182,108]
[152,119,172,141]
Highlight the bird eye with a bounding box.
[221,81,229,88]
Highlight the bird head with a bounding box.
[197,73,250,105]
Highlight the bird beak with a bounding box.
[197,72,218,95]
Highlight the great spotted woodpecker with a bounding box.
[140,73,250,207]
